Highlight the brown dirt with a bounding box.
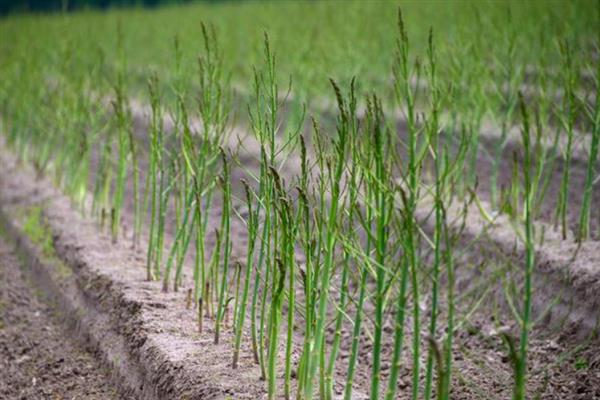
[0,235,124,400]
[474,132,600,239]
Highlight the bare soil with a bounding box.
[0,235,124,399]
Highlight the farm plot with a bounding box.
[1,1,600,399]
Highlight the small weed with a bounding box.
[574,356,588,371]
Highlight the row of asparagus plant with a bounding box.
[0,7,599,400]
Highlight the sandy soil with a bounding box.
[0,235,124,400]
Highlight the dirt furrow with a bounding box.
[0,234,125,399]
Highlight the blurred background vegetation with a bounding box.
[1,0,595,107]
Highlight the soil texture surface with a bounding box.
[0,236,124,400]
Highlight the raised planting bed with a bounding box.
[0,147,268,399]
[2,127,600,399]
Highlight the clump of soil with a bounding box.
[0,236,125,400]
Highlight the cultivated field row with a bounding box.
[1,4,599,399]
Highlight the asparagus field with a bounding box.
[1,1,600,399]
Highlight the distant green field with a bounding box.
[1,0,595,103]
